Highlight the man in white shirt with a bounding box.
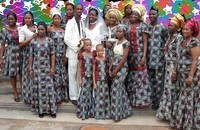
[64,3,85,105]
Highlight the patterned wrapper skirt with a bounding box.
[111,66,132,121]
[156,61,180,120]
[94,80,111,119]
[170,70,200,130]
[76,77,94,119]
[127,69,151,107]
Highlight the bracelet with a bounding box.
[188,75,193,79]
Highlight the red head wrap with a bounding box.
[185,18,199,37]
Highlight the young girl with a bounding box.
[29,21,57,118]
[109,24,132,121]
[76,38,94,120]
[93,44,111,120]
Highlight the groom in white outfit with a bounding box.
[64,3,85,105]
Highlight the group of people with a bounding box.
[0,1,199,130]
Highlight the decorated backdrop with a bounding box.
[0,0,199,29]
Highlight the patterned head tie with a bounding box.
[185,18,199,37]
[50,7,61,19]
[105,8,123,22]
[132,4,146,22]
[169,13,185,31]
[116,24,128,33]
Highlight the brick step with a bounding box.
[0,76,172,130]
[0,100,157,116]
[0,80,157,116]
[0,118,172,130]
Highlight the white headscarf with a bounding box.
[50,7,61,19]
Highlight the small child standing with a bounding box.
[76,38,94,120]
[93,44,111,120]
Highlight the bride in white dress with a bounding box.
[85,7,108,51]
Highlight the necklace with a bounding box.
[89,21,97,25]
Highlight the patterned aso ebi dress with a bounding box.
[170,37,200,130]
[18,25,37,104]
[111,40,132,121]
[93,57,111,119]
[50,30,68,103]
[29,37,57,115]
[0,27,21,76]
[156,33,183,120]
[76,53,94,120]
[127,22,151,107]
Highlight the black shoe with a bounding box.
[51,114,56,118]
[71,100,77,105]
[39,114,44,118]
[152,104,159,110]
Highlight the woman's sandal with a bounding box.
[14,97,20,102]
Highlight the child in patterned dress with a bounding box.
[76,38,94,120]
[92,44,111,120]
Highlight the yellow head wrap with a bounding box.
[132,4,146,22]
[169,13,185,31]
[50,7,61,19]
[123,1,135,15]
[124,1,135,8]
[105,9,123,22]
